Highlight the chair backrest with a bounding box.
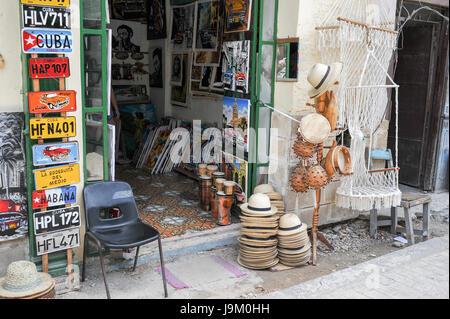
[83,181,141,232]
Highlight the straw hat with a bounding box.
[253,184,274,194]
[307,62,343,99]
[240,193,277,217]
[278,214,307,236]
[0,261,55,299]
[238,236,277,247]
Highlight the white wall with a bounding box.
[0,0,23,112]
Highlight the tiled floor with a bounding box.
[116,166,238,238]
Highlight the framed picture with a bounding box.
[149,47,163,88]
[113,84,149,104]
[200,66,214,89]
[147,0,167,40]
[224,0,252,33]
[170,3,196,51]
[110,0,148,22]
[171,53,184,86]
[223,97,250,153]
[171,53,190,107]
[195,0,220,51]
[223,40,250,94]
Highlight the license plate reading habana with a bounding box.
[21,0,70,8]
[30,117,76,139]
[36,228,80,256]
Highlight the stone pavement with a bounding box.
[260,235,449,299]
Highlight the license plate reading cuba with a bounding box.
[34,206,80,235]
[34,163,80,190]
[29,58,70,79]
[22,5,71,29]
[30,117,76,139]
[36,228,80,256]
[22,28,72,54]
[21,0,70,8]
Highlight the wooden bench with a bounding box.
[369,194,431,245]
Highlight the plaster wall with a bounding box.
[0,0,23,112]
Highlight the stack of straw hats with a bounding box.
[253,184,285,217]
[277,214,311,267]
[238,193,279,270]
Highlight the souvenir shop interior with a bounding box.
[104,0,260,239]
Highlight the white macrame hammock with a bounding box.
[316,0,401,211]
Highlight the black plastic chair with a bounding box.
[81,181,168,299]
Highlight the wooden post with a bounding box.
[311,189,321,266]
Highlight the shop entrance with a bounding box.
[82,0,278,239]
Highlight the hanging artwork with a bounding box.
[222,152,248,202]
[147,0,167,40]
[200,66,214,89]
[112,22,141,54]
[195,0,220,51]
[110,0,148,22]
[171,53,184,86]
[211,52,226,92]
[0,113,28,242]
[223,40,250,94]
[223,97,250,153]
[170,3,196,51]
[171,53,190,107]
[194,51,221,66]
[224,0,252,33]
[112,84,149,103]
[149,47,163,88]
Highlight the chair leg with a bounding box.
[98,245,111,299]
[133,246,140,272]
[158,237,168,298]
[404,208,415,245]
[369,209,377,238]
[391,207,398,235]
[423,203,430,241]
[81,233,88,282]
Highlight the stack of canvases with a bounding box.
[277,214,311,267]
[237,194,279,270]
[134,118,190,174]
[253,184,285,217]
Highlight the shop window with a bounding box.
[85,113,105,182]
[276,39,299,81]
[83,0,102,29]
[83,34,104,108]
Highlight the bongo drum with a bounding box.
[224,181,235,196]
[207,165,218,177]
[215,178,225,193]
[212,172,225,187]
[198,164,207,176]
[199,176,212,211]
[217,192,233,226]
[298,113,331,145]
[210,186,218,219]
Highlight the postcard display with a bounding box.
[165,0,253,199]
[21,0,80,281]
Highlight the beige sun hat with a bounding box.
[240,193,277,217]
[0,261,55,299]
[307,62,343,99]
[278,213,307,236]
[253,184,274,194]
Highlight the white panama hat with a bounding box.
[307,62,343,99]
[278,213,307,236]
[240,193,277,217]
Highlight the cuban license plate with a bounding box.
[32,141,79,166]
[34,163,80,190]
[36,228,80,256]
[30,117,76,139]
[29,90,75,113]
[34,206,80,235]
[32,186,76,210]
[29,58,70,79]
[22,28,72,54]
[21,0,70,8]
[22,5,71,29]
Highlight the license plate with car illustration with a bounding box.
[34,206,80,235]
[28,90,76,113]
[29,58,70,79]
[33,163,80,190]
[22,4,71,29]
[32,141,79,166]
[32,186,76,210]
[29,117,76,139]
[36,228,80,256]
